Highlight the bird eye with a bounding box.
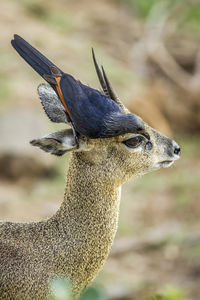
[123,136,143,148]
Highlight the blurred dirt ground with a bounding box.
[0,0,200,299]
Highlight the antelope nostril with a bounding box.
[167,140,181,158]
[174,146,180,156]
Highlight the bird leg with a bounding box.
[70,121,79,149]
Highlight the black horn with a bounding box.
[92,48,127,112]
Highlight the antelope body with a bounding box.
[0,38,180,300]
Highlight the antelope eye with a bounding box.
[123,136,143,148]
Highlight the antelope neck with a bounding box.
[51,152,121,292]
[54,152,121,230]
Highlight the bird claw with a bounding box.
[50,66,62,77]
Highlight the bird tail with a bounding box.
[11,34,64,80]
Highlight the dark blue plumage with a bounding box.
[59,74,128,138]
[11,34,144,139]
[11,35,63,95]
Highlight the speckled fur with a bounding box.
[0,123,178,299]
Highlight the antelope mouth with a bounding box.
[159,160,175,168]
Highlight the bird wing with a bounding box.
[59,74,123,137]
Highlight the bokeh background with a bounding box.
[0,0,200,299]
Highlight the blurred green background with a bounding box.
[0,0,200,299]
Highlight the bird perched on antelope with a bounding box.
[0,35,181,300]
[11,34,144,142]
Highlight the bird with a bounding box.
[11,34,144,139]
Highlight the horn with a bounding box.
[92,48,127,112]
[92,48,109,97]
[101,66,127,111]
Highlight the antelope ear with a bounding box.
[30,129,78,156]
[37,84,69,123]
